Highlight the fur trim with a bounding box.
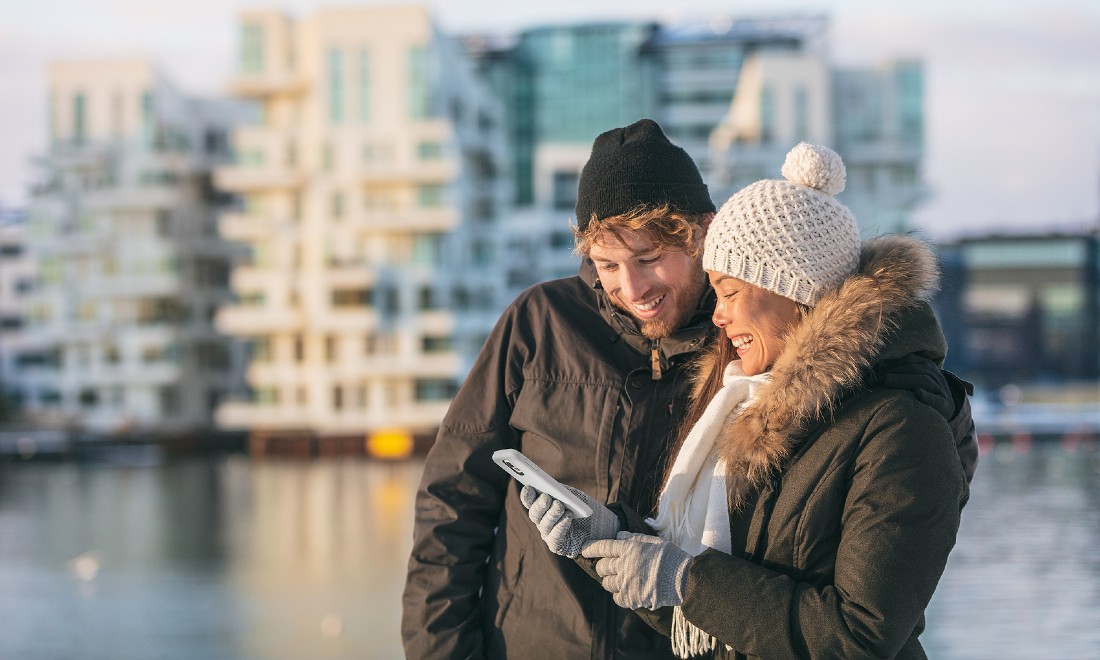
[697,235,940,508]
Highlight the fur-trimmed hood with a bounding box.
[692,234,944,504]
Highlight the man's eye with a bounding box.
[639,256,660,265]
[597,263,618,272]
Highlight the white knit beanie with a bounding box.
[702,142,861,306]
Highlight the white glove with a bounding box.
[581,532,692,609]
[520,485,619,559]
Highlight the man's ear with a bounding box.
[694,212,715,251]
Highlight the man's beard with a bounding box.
[608,273,707,339]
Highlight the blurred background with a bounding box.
[0,1,1097,658]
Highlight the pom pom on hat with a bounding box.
[702,143,861,306]
[780,142,846,195]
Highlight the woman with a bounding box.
[522,143,973,658]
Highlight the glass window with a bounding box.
[358,49,370,122]
[417,184,445,208]
[408,46,430,120]
[72,93,86,145]
[760,86,775,144]
[794,87,809,141]
[414,378,457,401]
[328,48,344,124]
[417,141,443,160]
[240,24,264,74]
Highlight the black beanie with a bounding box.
[574,118,716,231]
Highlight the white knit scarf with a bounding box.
[648,361,768,658]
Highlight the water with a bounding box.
[1,443,1098,659]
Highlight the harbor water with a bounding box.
[1,440,1098,659]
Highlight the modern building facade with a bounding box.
[936,231,1100,388]
[214,6,508,446]
[468,15,926,306]
[22,59,248,435]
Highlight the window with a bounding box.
[418,285,440,311]
[250,337,273,363]
[408,46,430,119]
[417,184,445,208]
[421,335,453,353]
[417,141,443,160]
[552,171,579,210]
[141,91,154,146]
[760,86,775,144]
[358,49,370,122]
[240,23,264,74]
[331,192,344,219]
[325,335,337,363]
[72,93,86,145]
[415,378,457,401]
[328,48,344,124]
[412,233,440,266]
[793,87,809,141]
[331,287,372,307]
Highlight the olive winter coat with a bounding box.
[402,260,716,659]
[632,235,973,659]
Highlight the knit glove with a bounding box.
[581,532,692,610]
[520,485,619,559]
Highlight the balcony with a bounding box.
[349,208,459,233]
[215,165,306,192]
[216,305,300,334]
[220,212,286,241]
[359,160,458,184]
[227,71,309,98]
[216,400,309,431]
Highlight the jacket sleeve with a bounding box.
[679,396,967,659]
[401,304,524,659]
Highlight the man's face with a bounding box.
[588,230,706,339]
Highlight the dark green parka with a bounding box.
[630,236,973,659]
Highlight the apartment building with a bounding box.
[469,15,925,308]
[0,210,37,416]
[23,59,247,435]
[214,6,508,446]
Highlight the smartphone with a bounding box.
[492,449,593,519]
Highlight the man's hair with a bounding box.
[573,203,709,258]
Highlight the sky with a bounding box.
[1,0,1098,239]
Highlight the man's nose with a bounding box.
[618,268,649,302]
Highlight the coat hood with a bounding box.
[693,235,944,504]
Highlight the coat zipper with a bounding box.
[650,339,663,380]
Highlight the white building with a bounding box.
[23,59,249,436]
[214,6,508,447]
[0,210,38,415]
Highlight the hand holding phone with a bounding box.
[492,449,594,518]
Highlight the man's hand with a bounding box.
[581,532,692,610]
[520,485,619,558]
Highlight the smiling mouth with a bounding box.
[730,334,753,353]
[631,294,666,314]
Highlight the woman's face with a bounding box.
[707,271,803,376]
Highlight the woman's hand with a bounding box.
[520,485,619,558]
[581,532,692,610]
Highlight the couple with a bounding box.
[403,119,978,659]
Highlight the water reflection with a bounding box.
[923,441,1100,658]
[1,443,1098,658]
[0,457,419,659]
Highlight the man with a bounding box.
[402,119,718,659]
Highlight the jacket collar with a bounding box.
[690,235,943,504]
[579,258,716,365]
